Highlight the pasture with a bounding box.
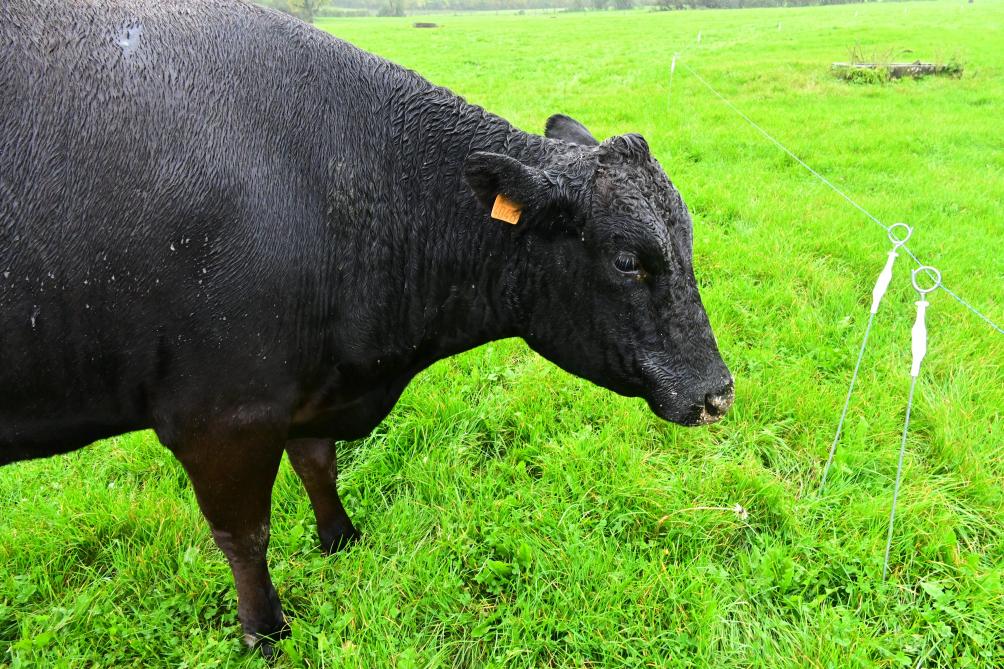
[2,0,1002,666]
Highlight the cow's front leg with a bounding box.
[286,438,360,554]
[170,422,288,656]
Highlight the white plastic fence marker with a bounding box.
[697,31,702,45]
[668,53,679,111]
[910,298,929,377]
[820,223,912,490]
[872,224,912,314]
[883,265,941,580]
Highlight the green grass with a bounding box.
[3,1,1004,666]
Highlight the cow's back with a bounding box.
[0,0,368,459]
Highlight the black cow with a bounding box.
[0,0,733,654]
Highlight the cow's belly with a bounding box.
[0,333,150,463]
[0,404,143,465]
[0,324,294,464]
[289,376,410,442]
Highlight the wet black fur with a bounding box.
[1,0,731,464]
[1,0,732,649]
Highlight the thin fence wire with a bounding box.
[669,21,997,583]
[674,60,1004,337]
[819,310,876,489]
[819,225,912,492]
[884,372,918,580]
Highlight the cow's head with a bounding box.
[464,114,733,426]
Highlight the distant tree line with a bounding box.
[257,0,904,21]
[654,0,896,8]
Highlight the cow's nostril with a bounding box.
[704,385,734,418]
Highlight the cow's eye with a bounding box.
[613,252,642,275]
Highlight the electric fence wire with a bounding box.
[884,373,918,580]
[674,59,1004,336]
[883,266,940,579]
[821,223,913,491]
[818,310,875,490]
[667,43,988,578]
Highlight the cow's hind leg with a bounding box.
[169,421,288,656]
[286,438,360,554]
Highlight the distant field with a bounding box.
[2,1,1002,667]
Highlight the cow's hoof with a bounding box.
[244,613,290,660]
[320,524,361,555]
[257,639,278,662]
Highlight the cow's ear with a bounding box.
[544,114,599,146]
[464,152,552,223]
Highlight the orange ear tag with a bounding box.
[491,194,522,225]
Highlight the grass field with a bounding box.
[3,1,1004,666]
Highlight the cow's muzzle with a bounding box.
[643,360,734,426]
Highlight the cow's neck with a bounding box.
[368,90,550,372]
